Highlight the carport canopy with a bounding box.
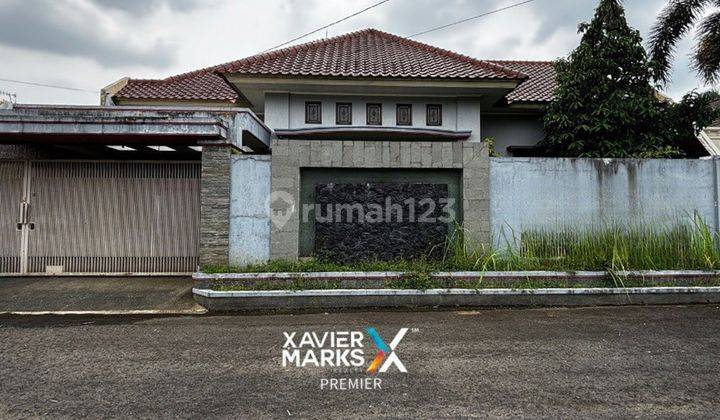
[0,104,272,153]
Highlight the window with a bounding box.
[305,101,322,124]
[426,104,442,126]
[366,103,382,125]
[396,104,412,126]
[336,103,352,125]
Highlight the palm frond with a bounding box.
[649,0,711,84]
[693,10,720,84]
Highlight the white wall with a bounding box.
[288,94,458,129]
[490,157,719,247]
[264,92,290,130]
[264,93,483,142]
[482,114,545,156]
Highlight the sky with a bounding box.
[0,0,714,105]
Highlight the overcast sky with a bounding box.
[0,0,714,105]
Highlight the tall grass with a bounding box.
[442,217,720,272]
[214,218,720,273]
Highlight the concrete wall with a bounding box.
[481,114,545,156]
[0,145,49,160]
[270,139,490,260]
[265,93,483,142]
[229,154,271,267]
[490,158,719,246]
[264,93,290,130]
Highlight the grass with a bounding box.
[204,217,720,275]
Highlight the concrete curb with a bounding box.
[193,270,720,289]
[192,286,720,312]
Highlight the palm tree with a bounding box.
[649,0,720,84]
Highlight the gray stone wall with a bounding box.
[200,146,232,268]
[270,139,490,260]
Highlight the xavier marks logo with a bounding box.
[282,327,410,390]
[365,327,408,374]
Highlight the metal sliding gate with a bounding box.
[0,161,200,274]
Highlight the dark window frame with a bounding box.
[396,104,412,126]
[305,101,322,124]
[366,103,382,126]
[336,102,353,125]
[426,104,443,126]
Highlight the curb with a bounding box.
[192,286,720,312]
[193,270,720,289]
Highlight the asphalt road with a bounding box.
[1,305,719,418]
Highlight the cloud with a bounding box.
[89,0,207,15]
[0,0,177,68]
[0,0,710,105]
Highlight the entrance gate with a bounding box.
[0,161,200,274]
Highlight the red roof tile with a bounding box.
[215,29,526,80]
[114,29,558,105]
[487,60,557,104]
[116,72,238,103]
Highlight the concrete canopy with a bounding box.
[0,104,272,152]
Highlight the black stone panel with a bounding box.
[314,183,449,263]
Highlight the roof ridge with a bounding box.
[158,29,377,82]
[215,28,528,79]
[487,59,555,65]
[213,29,377,76]
[134,29,531,83]
[366,29,528,79]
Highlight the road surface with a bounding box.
[1,305,719,418]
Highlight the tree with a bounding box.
[541,0,719,158]
[649,0,720,85]
[542,0,676,158]
[659,90,720,156]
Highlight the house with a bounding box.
[699,100,720,154]
[0,28,709,275]
[103,29,556,157]
[103,28,558,265]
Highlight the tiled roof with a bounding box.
[115,71,238,103]
[215,29,526,80]
[114,29,558,105]
[488,60,557,104]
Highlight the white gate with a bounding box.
[0,160,200,274]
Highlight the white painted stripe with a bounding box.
[0,272,192,277]
[0,308,208,316]
[192,286,720,298]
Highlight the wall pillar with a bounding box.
[199,146,233,269]
[462,142,491,251]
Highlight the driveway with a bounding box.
[1,305,719,418]
[0,276,201,313]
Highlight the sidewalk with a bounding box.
[0,277,205,314]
